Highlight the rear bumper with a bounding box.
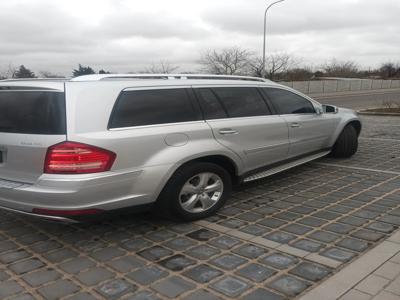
[0,164,173,221]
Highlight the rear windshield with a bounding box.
[0,91,66,134]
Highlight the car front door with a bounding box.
[194,86,289,173]
[262,87,339,159]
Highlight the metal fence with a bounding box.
[279,79,400,95]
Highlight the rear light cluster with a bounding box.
[44,141,116,174]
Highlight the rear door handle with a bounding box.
[290,123,300,128]
[219,128,239,135]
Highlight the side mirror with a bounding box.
[323,105,338,114]
[315,107,323,115]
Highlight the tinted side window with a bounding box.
[0,91,66,134]
[263,88,316,114]
[109,89,199,128]
[212,87,271,118]
[196,88,227,119]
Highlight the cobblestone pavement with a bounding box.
[0,116,399,300]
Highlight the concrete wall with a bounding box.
[279,79,400,95]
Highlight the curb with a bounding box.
[357,111,400,116]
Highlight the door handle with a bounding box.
[219,128,239,135]
[290,123,300,128]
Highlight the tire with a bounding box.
[331,125,358,158]
[156,162,232,221]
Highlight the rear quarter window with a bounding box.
[109,88,201,128]
[0,91,66,134]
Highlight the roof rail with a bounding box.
[0,78,68,82]
[70,74,268,83]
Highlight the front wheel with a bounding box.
[331,125,358,158]
[156,162,232,221]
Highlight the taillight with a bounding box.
[44,141,116,174]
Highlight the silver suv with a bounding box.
[0,74,361,222]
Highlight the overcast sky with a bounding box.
[0,0,399,76]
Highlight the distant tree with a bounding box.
[72,64,95,77]
[249,53,300,80]
[99,69,111,74]
[322,59,359,78]
[14,65,36,78]
[199,47,252,75]
[143,61,179,74]
[283,67,314,81]
[379,62,400,79]
[39,71,65,78]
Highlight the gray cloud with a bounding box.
[0,0,399,75]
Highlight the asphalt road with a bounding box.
[312,89,400,110]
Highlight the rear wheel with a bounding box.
[331,125,358,158]
[157,162,232,221]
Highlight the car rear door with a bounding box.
[194,86,289,173]
[262,87,339,158]
[0,82,67,183]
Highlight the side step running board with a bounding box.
[243,151,331,183]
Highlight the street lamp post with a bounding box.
[262,0,285,77]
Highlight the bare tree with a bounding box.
[14,65,36,78]
[379,62,400,79]
[322,59,360,78]
[143,60,179,74]
[199,47,252,75]
[249,53,300,80]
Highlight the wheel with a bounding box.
[331,125,358,158]
[156,162,232,221]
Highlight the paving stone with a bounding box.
[106,255,145,273]
[0,280,23,299]
[125,290,162,300]
[210,254,248,270]
[0,249,30,264]
[336,238,369,252]
[236,263,276,282]
[9,294,36,300]
[241,288,285,300]
[274,212,301,221]
[65,292,98,300]
[282,224,313,235]
[210,276,251,297]
[352,209,381,219]
[164,237,196,251]
[17,233,48,245]
[259,253,298,269]
[258,218,287,228]
[169,223,200,234]
[76,267,114,286]
[138,246,173,262]
[233,244,268,259]
[256,206,280,214]
[240,224,270,235]
[339,216,368,226]
[320,247,356,262]
[59,257,95,274]
[0,270,10,281]
[120,238,152,252]
[147,230,177,242]
[9,258,44,274]
[237,212,263,221]
[97,279,135,299]
[323,223,355,234]
[351,229,385,242]
[298,217,327,227]
[44,248,77,263]
[264,231,296,244]
[268,275,310,297]
[91,246,125,261]
[312,211,341,220]
[183,289,221,300]
[159,254,196,271]
[289,262,331,282]
[185,245,221,260]
[152,276,195,298]
[379,215,400,226]
[0,240,18,252]
[209,235,241,249]
[219,219,247,229]
[328,205,354,214]
[22,269,61,287]
[183,264,223,283]
[366,222,395,233]
[307,231,340,243]
[128,265,168,285]
[186,229,219,241]
[289,206,315,214]
[291,239,324,252]
[38,279,80,300]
